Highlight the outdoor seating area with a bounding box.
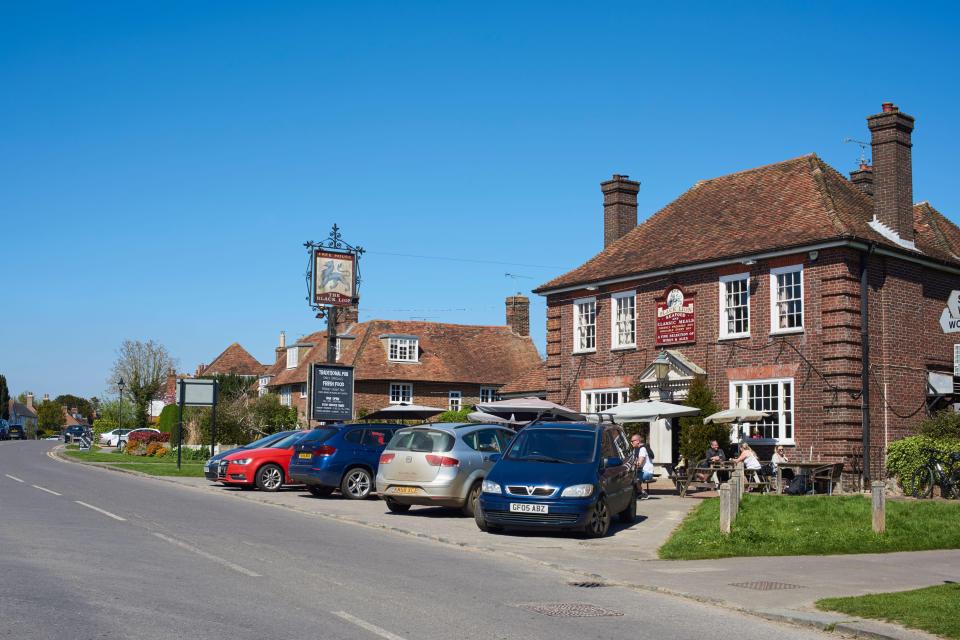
[675,458,845,497]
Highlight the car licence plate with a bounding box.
[393,486,418,495]
[298,452,312,459]
[510,503,548,514]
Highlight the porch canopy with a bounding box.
[475,397,585,422]
[600,399,700,423]
[364,402,447,421]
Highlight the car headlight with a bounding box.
[231,458,252,465]
[481,479,501,494]
[561,484,594,498]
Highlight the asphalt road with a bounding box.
[0,441,831,640]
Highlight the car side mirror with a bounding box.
[487,453,501,463]
[603,456,623,468]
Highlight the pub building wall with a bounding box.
[545,246,960,481]
[292,381,498,421]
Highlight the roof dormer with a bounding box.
[381,334,419,363]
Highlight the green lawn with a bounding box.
[63,449,205,477]
[117,463,205,477]
[818,584,960,639]
[658,495,960,560]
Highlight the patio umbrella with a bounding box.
[601,399,700,423]
[475,397,585,422]
[703,403,769,425]
[363,402,447,421]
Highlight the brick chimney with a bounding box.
[275,330,287,362]
[43,393,49,403]
[601,174,640,248]
[849,162,874,196]
[506,294,530,336]
[336,305,359,333]
[26,392,34,409]
[164,368,177,404]
[867,102,915,242]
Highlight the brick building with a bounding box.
[262,296,542,422]
[533,104,960,483]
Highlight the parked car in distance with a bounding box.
[219,431,311,492]
[100,429,133,447]
[63,425,89,443]
[0,419,9,440]
[375,423,515,516]
[8,424,26,440]
[204,430,299,481]
[289,423,403,499]
[475,421,636,538]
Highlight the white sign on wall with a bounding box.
[939,290,960,333]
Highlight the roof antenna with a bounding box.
[842,137,871,167]
[504,272,533,280]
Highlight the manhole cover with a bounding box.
[519,603,623,617]
[729,581,803,591]
[568,581,610,588]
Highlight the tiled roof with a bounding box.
[199,343,265,377]
[9,400,37,418]
[499,361,547,395]
[267,321,541,387]
[536,154,960,292]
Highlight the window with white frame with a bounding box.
[388,337,419,362]
[480,387,499,403]
[448,391,462,411]
[611,291,636,349]
[280,385,292,406]
[719,273,750,338]
[389,382,413,404]
[258,376,270,397]
[581,388,629,414]
[729,379,794,442]
[573,298,597,352]
[286,348,299,369]
[300,383,307,399]
[770,265,803,333]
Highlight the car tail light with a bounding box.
[379,453,395,464]
[313,445,336,457]
[425,454,459,467]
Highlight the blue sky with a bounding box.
[3,1,959,399]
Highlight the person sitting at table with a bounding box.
[732,443,765,486]
[771,445,795,481]
[701,440,729,483]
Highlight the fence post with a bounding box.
[730,475,740,520]
[719,483,732,534]
[871,481,885,533]
[735,462,745,502]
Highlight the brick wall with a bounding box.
[290,381,501,421]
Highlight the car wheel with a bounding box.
[385,497,411,513]
[584,496,611,538]
[308,485,334,498]
[341,468,373,500]
[461,482,482,517]
[618,489,637,524]
[255,464,284,492]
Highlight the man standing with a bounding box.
[631,434,654,500]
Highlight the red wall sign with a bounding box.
[656,286,696,346]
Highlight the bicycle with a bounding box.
[908,449,960,499]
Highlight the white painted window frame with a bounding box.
[480,387,499,403]
[719,272,751,340]
[572,296,597,354]
[727,377,795,444]
[388,337,419,363]
[280,386,292,406]
[769,264,804,335]
[448,390,462,411]
[389,382,413,404]
[610,290,637,350]
[580,387,630,414]
[299,384,307,399]
[286,348,299,369]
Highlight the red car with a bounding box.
[220,431,310,492]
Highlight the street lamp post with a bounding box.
[652,350,672,401]
[117,377,125,450]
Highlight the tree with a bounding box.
[108,340,176,428]
[0,375,9,421]
[249,394,299,434]
[677,376,728,466]
[36,400,65,435]
[54,394,93,421]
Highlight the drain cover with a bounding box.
[568,581,610,588]
[729,581,803,591]
[519,603,623,617]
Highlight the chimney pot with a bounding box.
[505,295,530,337]
[850,163,874,196]
[279,331,286,348]
[601,173,640,248]
[26,393,34,409]
[881,102,897,113]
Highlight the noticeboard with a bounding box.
[311,363,354,422]
[175,379,217,406]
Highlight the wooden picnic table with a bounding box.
[775,461,844,494]
[678,461,737,497]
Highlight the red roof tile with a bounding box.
[199,343,266,377]
[499,361,547,395]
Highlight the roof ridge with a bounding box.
[692,153,817,187]
[806,155,855,236]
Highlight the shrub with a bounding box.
[145,442,164,457]
[157,404,179,444]
[93,418,118,442]
[678,376,727,465]
[154,446,167,458]
[125,441,147,456]
[886,435,960,490]
[129,431,170,444]
[915,410,960,439]
[437,407,472,423]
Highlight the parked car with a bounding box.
[219,431,311,491]
[8,424,26,440]
[100,429,133,447]
[0,419,9,440]
[63,425,89,443]
[475,421,636,538]
[289,423,403,499]
[375,423,515,516]
[204,430,299,481]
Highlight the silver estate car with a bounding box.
[376,423,515,516]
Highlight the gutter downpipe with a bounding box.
[860,244,876,488]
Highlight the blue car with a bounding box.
[288,423,403,499]
[204,430,299,481]
[476,421,636,538]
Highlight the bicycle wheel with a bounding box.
[909,466,934,499]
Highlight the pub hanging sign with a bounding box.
[656,285,696,346]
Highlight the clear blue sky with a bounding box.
[3,1,959,399]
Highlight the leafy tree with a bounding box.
[98,397,138,429]
[436,407,472,423]
[249,394,299,434]
[157,404,180,445]
[36,400,65,434]
[678,376,728,466]
[54,395,93,421]
[0,375,9,421]
[915,410,960,440]
[108,339,176,428]
[16,391,34,404]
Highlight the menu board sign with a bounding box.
[656,286,696,346]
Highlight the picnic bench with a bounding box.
[775,461,844,494]
[677,461,737,497]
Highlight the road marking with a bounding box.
[74,501,127,521]
[152,532,261,577]
[332,611,409,640]
[5,474,24,483]
[32,484,62,496]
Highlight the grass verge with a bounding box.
[658,494,960,559]
[817,583,960,639]
[63,449,205,477]
[116,463,205,477]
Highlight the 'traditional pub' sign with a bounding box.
[656,285,696,346]
[311,363,355,422]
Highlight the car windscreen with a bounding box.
[297,428,337,444]
[269,432,308,449]
[387,429,455,453]
[246,431,290,448]
[504,428,597,464]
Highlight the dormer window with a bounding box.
[388,337,418,362]
[286,348,299,369]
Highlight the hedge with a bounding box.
[886,435,960,491]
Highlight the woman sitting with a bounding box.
[771,445,795,481]
[732,443,766,487]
